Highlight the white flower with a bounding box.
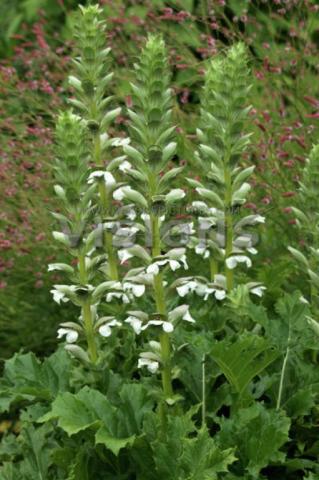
[226,255,252,270]
[143,320,174,333]
[106,291,130,303]
[51,289,68,304]
[168,305,195,323]
[194,283,223,301]
[125,206,136,220]
[98,319,121,337]
[118,248,134,264]
[125,315,143,335]
[146,261,165,275]
[214,289,227,300]
[113,186,126,201]
[138,357,159,374]
[195,243,210,259]
[57,328,78,343]
[123,281,145,297]
[50,285,77,304]
[198,217,216,230]
[88,171,116,190]
[176,280,198,297]
[111,137,131,147]
[250,286,266,297]
[167,248,188,270]
[191,201,210,213]
[146,254,187,275]
[119,160,132,173]
[176,280,226,301]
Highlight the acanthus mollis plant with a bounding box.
[288,144,319,311]
[1,6,318,480]
[49,112,122,364]
[68,4,126,282]
[187,43,265,297]
[112,35,201,422]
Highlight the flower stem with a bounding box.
[276,322,291,410]
[201,353,206,428]
[82,300,98,364]
[151,214,174,414]
[209,257,218,281]
[94,132,119,281]
[224,165,234,291]
[78,253,98,363]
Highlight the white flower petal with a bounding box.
[57,328,78,343]
[118,249,133,264]
[111,137,131,147]
[168,304,194,323]
[214,289,226,300]
[119,160,132,173]
[226,255,252,270]
[168,259,180,271]
[104,171,116,188]
[99,324,112,337]
[183,309,195,323]
[88,170,105,184]
[163,321,174,333]
[176,284,189,297]
[250,286,266,297]
[142,320,174,333]
[113,187,125,201]
[176,281,197,297]
[51,289,69,304]
[138,358,159,373]
[125,316,143,335]
[132,284,145,297]
[146,263,160,275]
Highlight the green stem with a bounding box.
[94,133,119,281]
[276,322,291,410]
[224,166,234,291]
[82,301,98,364]
[104,230,119,281]
[201,354,206,429]
[276,347,289,411]
[151,213,174,424]
[78,253,98,363]
[78,253,87,284]
[209,257,218,281]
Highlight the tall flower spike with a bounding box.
[190,43,263,293]
[69,4,122,281]
[117,36,190,425]
[51,111,98,363]
[289,144,319,306]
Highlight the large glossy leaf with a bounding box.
[40,384,154,456]
[211,333,279,394]
[0,424,57,480]
[217,403,290,478]
[0,349,72,412]
[148,415,236,480]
